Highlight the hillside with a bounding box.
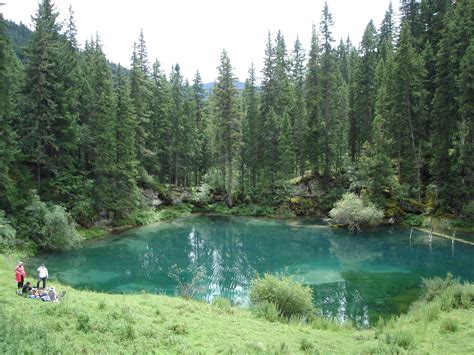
[1,254,473,354]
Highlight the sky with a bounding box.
[3,0,399,83]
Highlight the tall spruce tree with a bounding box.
[242,63,260,189]
[213,50,239,207]
[393,21,426,201]
[22,0,78,199]
[113,66,139,219]
[150,59,172,181]
[0,13,19,212]
[351,20,378,161]
[290,37,307,177]
[169,64,186,186]
[305,25,321,174]
[432,0,473,210]
[130,30,152,176]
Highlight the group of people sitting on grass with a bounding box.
[14,261,65,302]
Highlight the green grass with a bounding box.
[1,254,473,354]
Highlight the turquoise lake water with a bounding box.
[28,215,474,326]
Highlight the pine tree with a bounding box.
[21,0,78,200]
[130,30,152,174]
[242,63,260,189]
[393,21,426,201]
[113,66,139,219]
[378,1,396,59]
[169,64,186,186]
[290,37,307,177]
[432,0,473,210]
[83,36,117,217]
[305,25,321,174]
[213,50,239,207]
[0,13,19,212]
[150,59,172,181]
[191,71,208,185]
[351,20,378,161]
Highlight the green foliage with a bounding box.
[440,317,458,333]
[212,297,233,314]
[402,213,428,227]
[0,210,16,251]
[299,338,315,352]
[385,330,415,350]
[252,301,281,322]
[168,264,206,299]
[250,273,314,319]
[329,193,384,231]
[19,193,82,250]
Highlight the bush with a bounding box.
[19,193,82,250]
[252,301,280,322]
[421,273,458,302]
[0,210,16,251]
[250,273,315,319]
[329,193,383,231]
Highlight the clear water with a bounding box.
[28,215,474,326]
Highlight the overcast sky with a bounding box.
[4,0,399,83]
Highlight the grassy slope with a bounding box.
[1,254,473,354]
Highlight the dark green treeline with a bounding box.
[1,0,473,230]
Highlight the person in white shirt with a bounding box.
[36,263,48,289]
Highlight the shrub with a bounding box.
[19,193,82,250]
[329,193,383,231]
[252,301,281,322]
[250,273,315,319]
[300,338,315,351]
[420,273,458,302]
[0,210,16,251]
[168,264,206,299]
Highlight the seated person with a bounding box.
[48,286,57,301]
[21,281,33,295]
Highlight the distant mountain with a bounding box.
[6,20,32,62]
[203,81,246,95]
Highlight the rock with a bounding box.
[170,188,192,204]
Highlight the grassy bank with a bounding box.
[1,255,473,353]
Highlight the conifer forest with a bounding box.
[0,0,473,250]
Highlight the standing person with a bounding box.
[36,263,48,289]
[14,262,26,290]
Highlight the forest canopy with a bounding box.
[0,0,472,249]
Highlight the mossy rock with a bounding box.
[400,198,428,214]
[289,197,317,216]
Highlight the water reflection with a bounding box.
[28,215,474,326]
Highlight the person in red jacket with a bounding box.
[14,261,26,290]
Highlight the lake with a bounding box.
[28,215,474,326]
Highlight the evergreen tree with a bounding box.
[191,71,208,185]
[21,0,79,199]
[432,0,473,210]
[213,50,239,207]
[169,64,185,186]
[241,63,260,189]
[150,59,172,181]
[393,21,426,201]
[378,1,396,59]
[113,66,139,219]
[290,37,307,177]
[130,30,152,175]
[0,13,19,212]
[305,25,321,174]
[83,36,117,217]
[351,20,378,161]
